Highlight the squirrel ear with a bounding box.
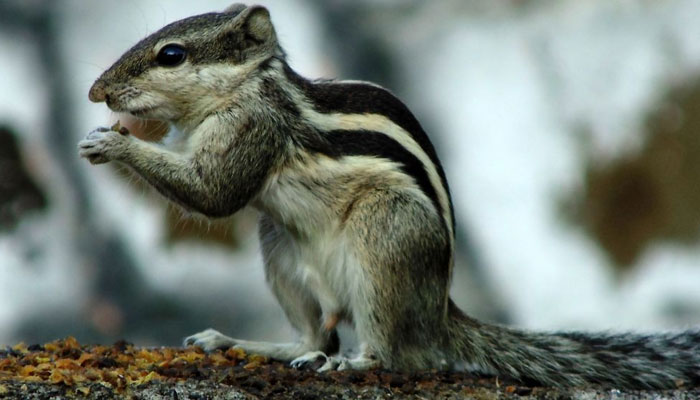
[220,5,276,52]
[238,5,274,44]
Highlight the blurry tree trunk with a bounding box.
[0,1,155,343]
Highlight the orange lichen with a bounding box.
[0,337,267,393]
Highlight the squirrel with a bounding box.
[78,3,700,389]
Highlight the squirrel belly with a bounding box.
[79,3,700,388]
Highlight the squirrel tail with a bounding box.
[446,300,700,388]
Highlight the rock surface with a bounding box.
[1,338,698,399]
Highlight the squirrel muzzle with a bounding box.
[89,80,107,103]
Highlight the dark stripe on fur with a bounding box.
[282,63,455,233]
[319,129,442,225]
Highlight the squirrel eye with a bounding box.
[156,44,187,67]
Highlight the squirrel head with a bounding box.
[89,4,281,125]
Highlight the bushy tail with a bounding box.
[447,301,700,389]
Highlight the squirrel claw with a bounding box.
[290,351,328,370]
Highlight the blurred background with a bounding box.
[1,0,700,349]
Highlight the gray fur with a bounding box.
[78,4,700,389]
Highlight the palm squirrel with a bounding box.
[78,3,700,388]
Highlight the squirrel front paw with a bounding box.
[78,125,130,165]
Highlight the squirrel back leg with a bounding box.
[317,189,453,371]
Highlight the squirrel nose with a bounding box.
[89,80,107,103]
